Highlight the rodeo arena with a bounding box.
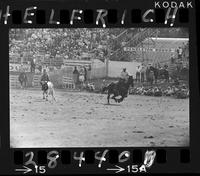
[10,28,189,147]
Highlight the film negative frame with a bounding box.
[0,0,200,174]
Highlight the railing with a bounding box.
[110,28,158,61]
[128,28,157,47]
[10,75,20,88]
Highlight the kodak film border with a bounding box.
[0,0,200,174]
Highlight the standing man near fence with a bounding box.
[177,46,183,60]
[171,54,175,64]
[30,58,36,73]
[136,65,141,83]
[140,63,145,83]
[87,65,92,80]
[73,66,79,87]
[84,66,87,82]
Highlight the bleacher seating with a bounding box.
[10,28,189,70]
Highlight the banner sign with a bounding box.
[124,47,176,53]
[9,63,31,72]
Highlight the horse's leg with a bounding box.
[111,95,118,102]
[154,74,156,84]
[46,93,48,101]
[52,94,56,102]
[118,96,124,103]
[20,81,23,89]
[25,81,27,89]
[166,73,169,83]
[52,89,56,102]
[22,81,25,89]
[43,91,48,101]
[107,93,110,104]
[121,96,124,102]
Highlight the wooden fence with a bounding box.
[9,73,42,88]
[33,74,41,87]
[9,75,20,88]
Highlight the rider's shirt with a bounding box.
[120,71,129,80]
[41,74,50,82]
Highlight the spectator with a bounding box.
[177,46,183,60]
[157,62,161,69]
[148,70,154,85]
[164,64,168,69]
[73,66,79,85]
[79,67,84,75]
[140,64,146,83]
[38,64,42,73]
[177,62,183,73]
[171,54,175,64]
[146,65,150,83]
[30,58,36,73]
[136,65,141,83]
[19,64,24,72]
[43,65,49,73]
[84,66,87,82]
[87,65,92,80]
[174,77,180,86]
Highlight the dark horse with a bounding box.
[149,66,169,84]
[102,76,134,104]
[18,72,28,88]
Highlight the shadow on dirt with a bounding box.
[103,103,121,106]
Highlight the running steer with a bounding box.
[40,81,56,101]
[102,76,134,104]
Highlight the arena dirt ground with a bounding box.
[10,88,189,148]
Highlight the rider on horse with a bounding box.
[120,68,129,82]
[102,68,133,104]
[40,69,50,92]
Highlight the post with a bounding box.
[141,42,144,63]
[105,56,109,78]
[21,54,24,64]
[106,43,111,78]
[105,38,110,78]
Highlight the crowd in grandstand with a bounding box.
[10,28,189,66]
